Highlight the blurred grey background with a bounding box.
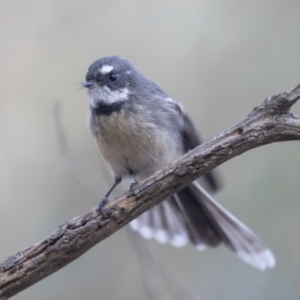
[1,1,300,299]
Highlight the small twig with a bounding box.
[1,84,300,299]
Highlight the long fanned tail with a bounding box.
[130,182,275,270]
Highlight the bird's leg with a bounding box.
[97,176,122,213]
[130,178,139,191]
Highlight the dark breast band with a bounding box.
[91,101,125,116]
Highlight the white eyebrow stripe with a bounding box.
[99,65,114,74]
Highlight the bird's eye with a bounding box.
[108,73,118,81]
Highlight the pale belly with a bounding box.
[92,110,180,179]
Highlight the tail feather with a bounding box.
[129,182,275,270]
[161,199,189,247]
[174,188,220,247]
[130,196,189,247]
[189,182,275,269]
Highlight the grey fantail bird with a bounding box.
[83,55,275,270]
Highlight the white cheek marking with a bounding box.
[88,90,99,108]
[88,86,130,107]
[99,65,114,74]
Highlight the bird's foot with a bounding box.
[130,179,139,191]
[96,197,109,214]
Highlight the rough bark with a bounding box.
[1,83,300,299]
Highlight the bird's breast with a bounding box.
[90,108,179,179]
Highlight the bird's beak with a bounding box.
[83,80,96,88]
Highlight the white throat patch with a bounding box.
[99,65,114,74]
[88,85,130,108]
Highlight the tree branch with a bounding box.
[1,84,300,299]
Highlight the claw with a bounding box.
[96,197,109,214]
[130,179,139,191]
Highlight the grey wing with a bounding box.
[181,110,220,191]
[154,96,220,191]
